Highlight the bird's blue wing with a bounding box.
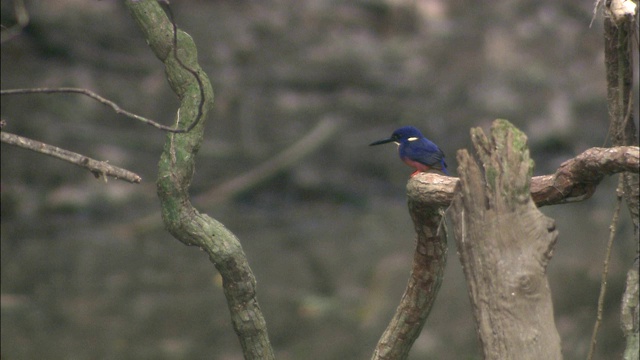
[405,138,447,170]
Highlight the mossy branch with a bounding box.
[125,1,274,358]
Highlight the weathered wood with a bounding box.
[604,3,639,357]
[372,180,448,360]
[450,119,562,360]
[604,0,639,233]
[402,146,639,209]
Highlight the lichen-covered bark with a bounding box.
[450,119,562,360]
[125,1,274,358]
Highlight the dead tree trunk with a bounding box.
[450,119,562,360]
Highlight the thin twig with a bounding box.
[0,2,204,134]
[587,175,624,359]
[0,87,188,133]
[194,118,341,206]
[1,131,142,183]
[119,118,339,232]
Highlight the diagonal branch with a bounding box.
[194,117,341,206]
[1,131,141,183]
[1,87,190,133]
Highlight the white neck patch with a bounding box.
[407,137,419,141]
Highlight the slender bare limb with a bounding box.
[1,131,142,183]
[588,176,624,360]
[120,118,341,235]
[195,117,341,206]
[1,2,204,135]
[1,88,190,133]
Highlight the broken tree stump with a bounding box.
[450,119,562,360]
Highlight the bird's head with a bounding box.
[369,126,424,146]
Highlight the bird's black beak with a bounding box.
[369,137,395,146]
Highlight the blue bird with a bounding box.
[370,126,448,176]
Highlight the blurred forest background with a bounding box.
[1,0,637,359]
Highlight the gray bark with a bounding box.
[450,119,562,360]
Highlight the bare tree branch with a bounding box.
[0,2,206,137]
[588,176,624,360]
[531,146,639,206]
[0,131,142,183]
[407,146,639,208]
[194,117,341,206]
[1,87,191,133]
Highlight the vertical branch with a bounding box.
[588,177,624,360]
[603,3,640,358]
[125,1,274,359]
[450,119,561,360]
[604,1,639,231]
